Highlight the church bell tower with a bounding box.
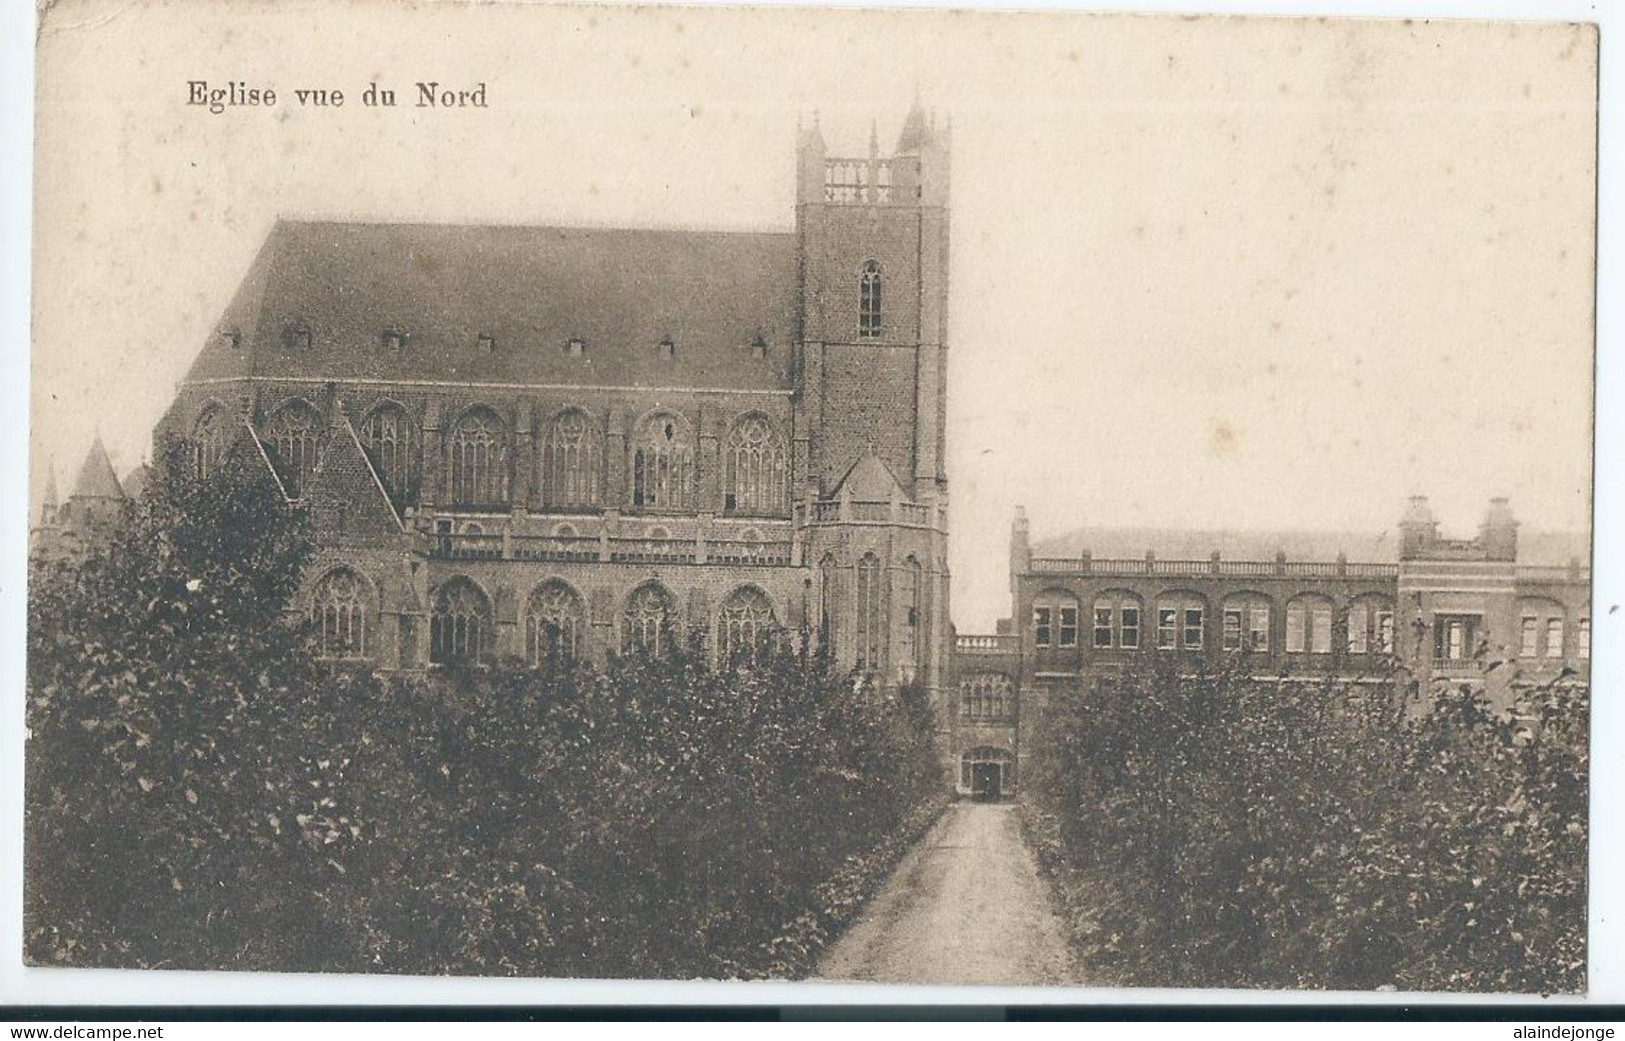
[793,103,952,715]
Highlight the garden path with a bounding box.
[813,802,1084,986]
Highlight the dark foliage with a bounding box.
[1024,653,1587,992]
[26,446,945,978]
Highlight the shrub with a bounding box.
[1025,654,1586,992]
[26,446,944,978]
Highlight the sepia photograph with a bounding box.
[21,0,1598,997]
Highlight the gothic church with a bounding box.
[143,105,953,698]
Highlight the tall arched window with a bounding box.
[264,401,324,498]
[895,556,923,675]
[311,567,369,659]
[723,415,788,515]
[859,261,883,339]
[718,586,779,662]
[819,553,839,653]
[430,578,491,665]
[631,412,694,510]
[447,407,508,508]
[544,408,599,509]
[856,552,884,670]
[192,405,230,479]
[525,580,585,667]
[360,402,420,505]
[623,582,677,657]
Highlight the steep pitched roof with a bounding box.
[834,452,908,500]
[304,418,404,536]
[1033,526,1591,568]
[188,220,798,391]
[895,98,931,154]
[71,436,125,501]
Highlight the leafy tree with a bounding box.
[26,438,380,969]
[1026,652,1586,992]
[29,443,946,978]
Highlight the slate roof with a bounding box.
[1033,527,1591,569]
[189,220,798,392]
[71,436,125,500]
[835,452,908,500]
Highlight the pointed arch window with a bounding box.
[859,261,883,339]
[631,412,694,510]
[895,556,923,675]
[545,408,599,509]
[623,583,677,657]
[819,553,839,653]
[525,580,585,667]
[719,586,779,662]
[264,401,324,498]
[192,405,230,479]
[430,578,491,665]
[447,407,508,508]
[312,568,369,659]
[856,552,884,670]
[724,415,788,515]
[360,403,420,505]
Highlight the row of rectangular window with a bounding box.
[1519,616,1590,659]
[1036,605,1593,661]
[1033,604,1397,654]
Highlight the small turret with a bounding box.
[895,96,930,155]
[71,435,127,503]
[1010,505,1031,604]
[794,112,828,205]
[1399,495,1438,560]
[62,435,128,546]
[39,463,59,528]
[1479,496,1519,561]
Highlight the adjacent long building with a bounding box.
[949,499,1591,798]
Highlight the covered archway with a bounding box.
[959,746,1016,801]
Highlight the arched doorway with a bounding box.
[960,746,1015,801]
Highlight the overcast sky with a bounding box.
[32,1,1595,629]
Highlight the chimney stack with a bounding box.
[1479,496,1518,561]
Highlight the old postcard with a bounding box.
[25,0,1596,991]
